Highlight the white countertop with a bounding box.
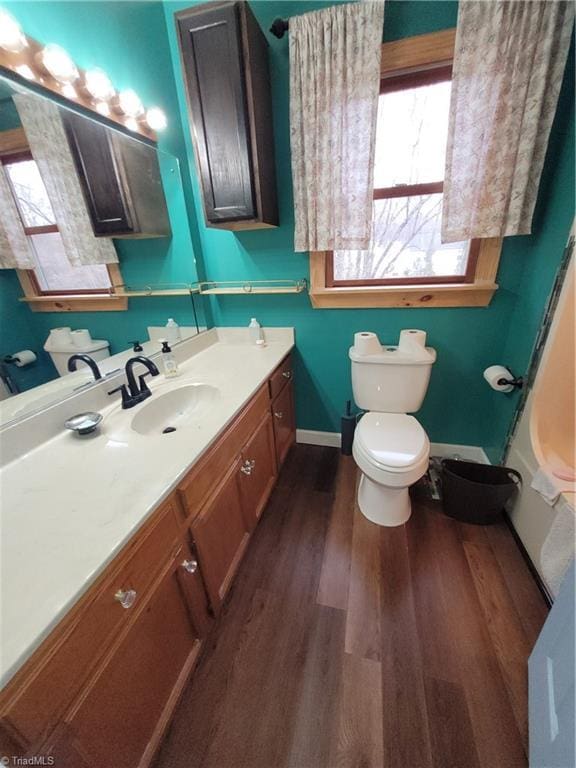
[0,328,294,688]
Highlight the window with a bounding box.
[310,29,501,309]
[330,67,479,287]
[3,152,112,295]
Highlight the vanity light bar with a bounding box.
[0,8,167,138]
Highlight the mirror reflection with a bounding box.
[0,75,210,428]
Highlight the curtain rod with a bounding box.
[270,18,289,39]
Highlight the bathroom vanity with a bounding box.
[0,330,295,767]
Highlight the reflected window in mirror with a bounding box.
[2,151,115,296]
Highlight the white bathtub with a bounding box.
[506,248,575,598]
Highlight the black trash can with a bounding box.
[441,460,522,525]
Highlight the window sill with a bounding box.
[19,295,128,312]
[310,238,502,309]
[309,281,498,309]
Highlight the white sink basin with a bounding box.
[130,384,220,436]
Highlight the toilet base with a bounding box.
[357,473,412,527]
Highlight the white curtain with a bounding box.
[0,164,34,269]
[442,1,575,243]
[289,2,385,253]
[13,94,118,265]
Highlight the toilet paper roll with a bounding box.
[71,329,93,348]
[11,350,37,367]
[398,329,427,351]
[49,327,73,346]
[354,332,382,356]
[483,365,515,393]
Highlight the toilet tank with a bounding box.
[349,331,436,413]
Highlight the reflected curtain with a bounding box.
[442,1,575,242]
[0,164,34,269]
[13,94,118,265]
[289,2,385,252]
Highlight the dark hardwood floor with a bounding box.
[155,445,549,768]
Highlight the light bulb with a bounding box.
[124,117,139,132]
[61,83,77,99]
[95,101,111,117]
[145,107,167,131]
[15,64,35,81]
[84,68,114,101]
[118,89,144,118]
[0,9,28,53]
[40,43,78,84]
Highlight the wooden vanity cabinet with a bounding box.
[0,351,295,767]
[178,356,295,613]
[175,1,278,230]
[0,499,209,768]
[63,545,202,768]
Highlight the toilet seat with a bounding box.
[353,412,430,488]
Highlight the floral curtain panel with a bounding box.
[442,0,575,243]
[289,2,385,252]
[13,94,118,265]
[0,164,34,269]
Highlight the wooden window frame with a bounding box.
[0,128,127,312]
[310,29,501,309]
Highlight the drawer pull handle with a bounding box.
[240,459,256,476]
[274,411,283,420]
[114,589,137,609]
[182,559,198,574]
[282,371,292,379]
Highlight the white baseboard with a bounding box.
[296,429,342,448]
[296,430,490,463]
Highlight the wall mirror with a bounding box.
[0,73,210,429]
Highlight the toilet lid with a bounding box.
[355,413,429,470]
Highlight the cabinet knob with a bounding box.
[282,370,292,379]
[181,559,198,574]
[240,458,256,475]
[114,588,137,609]
[274,411,284,420]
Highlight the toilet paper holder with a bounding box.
[497,370,524,390]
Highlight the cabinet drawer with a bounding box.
[178,384,270,520]
[269,354,293,400]
[0,498,182,749]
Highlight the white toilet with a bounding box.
[44,327,110,377]
[350,330,436,527]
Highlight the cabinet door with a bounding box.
[238,413,277,530]
[62,111,134,236]
[176,3,255,223]
[272,382,296,468]
[189,460,250,611]
[65,554,199,768]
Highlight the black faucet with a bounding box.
[68,354,102,380]
[108,355,160,409]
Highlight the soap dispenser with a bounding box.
[161,340,180,378]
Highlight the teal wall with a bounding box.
[164,0,575,459]
[1,1,209,392]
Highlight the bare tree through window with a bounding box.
[331,67,473,285]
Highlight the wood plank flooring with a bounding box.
[155,446,549,768]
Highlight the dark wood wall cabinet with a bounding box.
[62,111,171,239]
[175,2,278,230]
